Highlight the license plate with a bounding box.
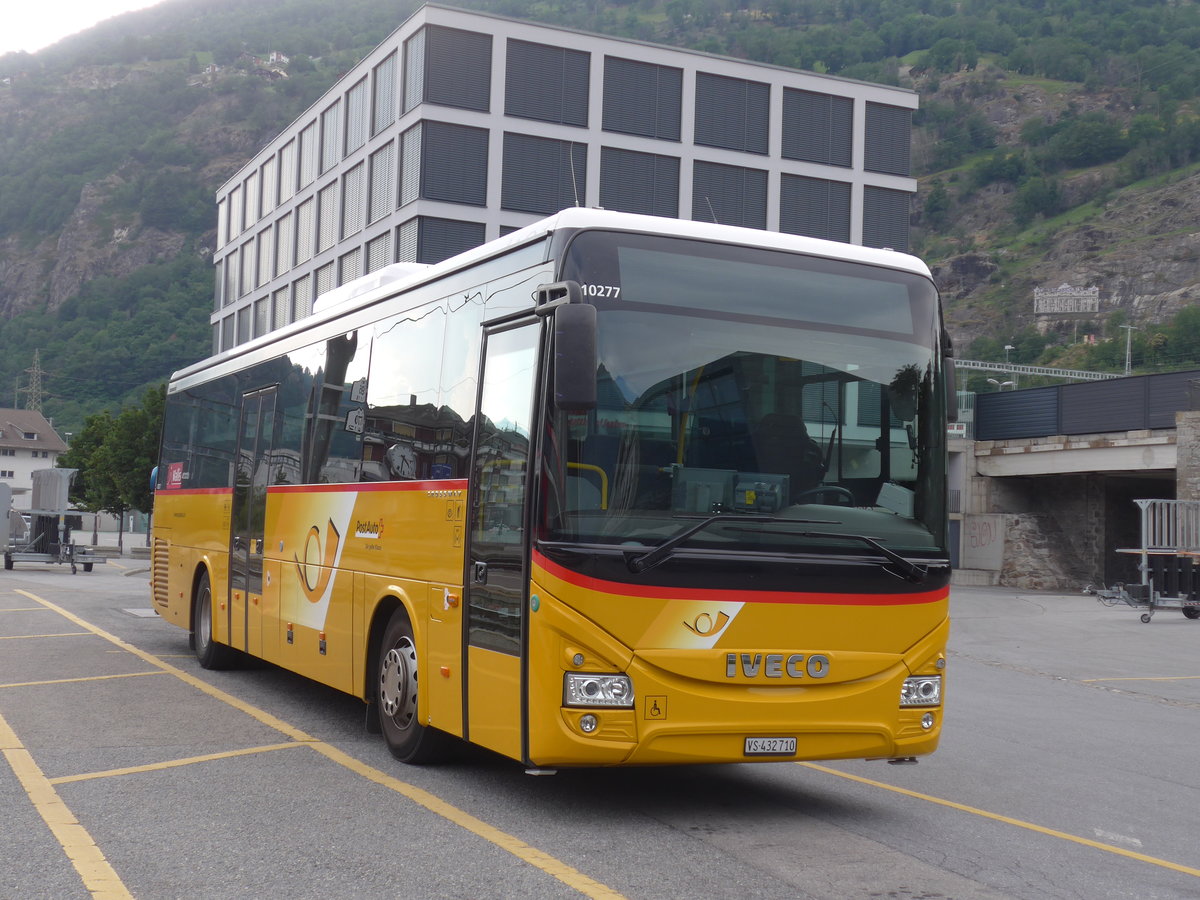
[744,736,797,756]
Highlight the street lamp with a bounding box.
[986,378,1015,391]
[1004,344,1015,363]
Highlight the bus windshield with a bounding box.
[544,230,947,561]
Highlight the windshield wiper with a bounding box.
[624,516,929,583]
[623,514,830,574]
[790,530,928,583]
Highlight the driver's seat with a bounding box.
[753,413,826,495]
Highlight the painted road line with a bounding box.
[50,742,307,785]
[14,589,628,900]
[0,711,133,900]
[1081,675,1200,682]
[0,632,92,640]
[0,671,166,689]
[799,762,1200,879]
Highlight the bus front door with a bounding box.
[464,320,541,761]
[229,386,277,657]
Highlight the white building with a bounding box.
[0,409,68,510]
[212,3,918,353]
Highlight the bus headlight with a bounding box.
[563,673,634,708]
[900,675,941,707]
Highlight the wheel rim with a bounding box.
[379,637,418,729]
[197,585,213,652]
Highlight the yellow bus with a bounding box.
[151,209,952,769]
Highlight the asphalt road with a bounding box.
[2,559,1198,899]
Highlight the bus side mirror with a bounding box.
[554,302,597,412]
[944,357,958,423]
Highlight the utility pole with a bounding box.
[1120,325,1139,376]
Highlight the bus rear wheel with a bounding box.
[377,609,446,764]
[191,570,237,670]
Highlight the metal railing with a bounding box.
[1136,499,1200,552]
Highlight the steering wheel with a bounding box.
[793,485,856,506]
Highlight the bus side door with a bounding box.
[463,319,542,762]
[230,386,277,657]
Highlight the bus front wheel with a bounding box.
[377,609,446,764]
[191,570,238,670]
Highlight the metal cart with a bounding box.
[1087,499,1200,623]
[4,509,101,574]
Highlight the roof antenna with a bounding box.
[569,145,581,207]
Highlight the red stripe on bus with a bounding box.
[532,549,946,606]
[267,479,470,494]
[155,487,233,496]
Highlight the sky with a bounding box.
[1,0,165,56]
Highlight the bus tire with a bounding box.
[191,570,238,670]
[377,608,446,764]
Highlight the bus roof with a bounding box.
[175,209,933,385]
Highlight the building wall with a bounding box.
[211,3,918,354]
[0,409,67,510]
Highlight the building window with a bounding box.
[293,274,312,319]
[221,315,234,351]
[228,184,243,239]
[295,198,315,265]
[343,163,366,238]
[236,307,250,346]
[865,103,913,176]
[401,217,485,264]
[240,239,256,295]
[279,140,297,202]
[505,39,589,127]
[782,89,852,168]
[346,78,369,155]
[317,182,338,253]
[254,298,270,338]
[274,212,294,278]
[217,198,229,248]
[321,101,342,173]
[599,147,679,219]
[244,170,259,227]
[405,26,492,113]
[316,261,336,300]
[260,156,277,215]
[602,57,681,141]
[369,142,396,223]
[298,121,319,189]
[214,258,225,311]
[403,121,488,207]
[780,174,851,243]
[373,52,398,135]
[0,471,13,479]
[691,160,767,229]
[257,227,274,287]
[862,184,911,251]
[224,247,239,303]
[339,247,362,283]
[502,132,586,214]
[694,73,769,154]
[273,287,291,329]
[366,232,392,273]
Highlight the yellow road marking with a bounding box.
[0,632,93,640]
[0,607,56,612]
[0,671,166,689]
[50,742,306,785]
[799,762,1200,878]
[0,711,133,900]
[12,589,627,900]
[1081,675,1200,682]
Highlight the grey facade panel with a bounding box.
[862,185,910,252]
[602,57,682,141]
[599,147,679,219]
[865,102,912,176]
[423,26,492,112]
[975,388,1061,441]
[1060,379,1147,434]
[692,161,767,229]
[417,217,486,264]
[779,174,851,243]
[694,73,769,154]
[782,89,852,167]
[505,39,589,126]
[502,132,587,214]
[1146,370,1200,429]
[422,121,489,206]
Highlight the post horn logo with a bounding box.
[295,518,341,603]
[683,610,730,637]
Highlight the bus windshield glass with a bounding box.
[545,230,947,560]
